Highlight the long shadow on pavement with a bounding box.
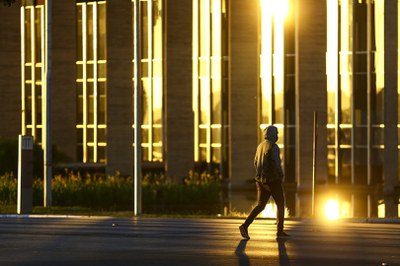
[235,237,290,266]
[234,239,250,266]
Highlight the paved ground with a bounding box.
[0,215,399,266]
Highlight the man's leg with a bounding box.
[270,181,285,233]
[242,182,270,228]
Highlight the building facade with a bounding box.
[0,0,399,217]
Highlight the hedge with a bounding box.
[0,172,222,214]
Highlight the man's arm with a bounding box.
[272,145,284,178]
[254,146,262,178]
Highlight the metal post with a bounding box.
[44,0,52,207]
[18,135,34,214]
[312,111,317,217]
[133,0,142,216]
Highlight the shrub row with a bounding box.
[0,172,222,214]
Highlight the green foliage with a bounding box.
[0,170,222,214]
[0,173,17,205]
[142,170,222,214]
[33,172,133,210]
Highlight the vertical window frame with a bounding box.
[132,0,165,163]
[76,0,107,164]
[193,0,228,169]
[21,2,45,145]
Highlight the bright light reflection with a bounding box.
[261,202,277,218]
[260,201,289,218]
[378,203,385,218]
[324,199,340,220]
[261,0,289,19]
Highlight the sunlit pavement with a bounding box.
[0,216,399,266]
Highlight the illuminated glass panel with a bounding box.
[132,0,164,162]
[76,1,107,163]
[326,0,385,216]
[193,0,229,169]
[21,2,45,145]
[259,0,289,139]
[259,0,294,181]
[326,0,339,183]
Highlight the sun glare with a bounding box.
[261,202,277,218]
[260,0,289,19]
[274,0,289,19]
[324,199,340,220]
[260,202,289,218]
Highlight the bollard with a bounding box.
[17,135,34,214]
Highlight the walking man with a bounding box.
[239,125,289,239]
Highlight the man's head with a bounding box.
[264,125,278,143]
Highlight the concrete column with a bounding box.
[165,0,194,180]
[384,0,398,217]
[106,1,133,176]
[295,0,327,217]
[52,1,76,161]
[229,0,259,212]
[0,4,22,137]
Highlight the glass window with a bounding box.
[21,3,44,145]
[132,0,164,162]
[259,0,294,180]
[76,1,107,163]
[193,0,229,172]
[326,0,385,216]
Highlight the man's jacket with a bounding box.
[254,126,284,183]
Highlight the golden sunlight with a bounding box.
[260,201,289,218]
[378,203,385,218]
[324,199,340,220]
[261,202,277,218]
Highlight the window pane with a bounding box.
[212,127,220,144]
[212,147,220,163]
[142,79,150,124]
[152,78,162,124]
[339,148,351,184]
[98,146,106,163]
[153,126,162,144]
[88,96,94,124]
[142,147,149,161]
[200,78,210,124]
[98,63,106,79]
[141,2,148,58]
[152,146,162,162]
[152,0,163,59]
[327,148,336,183]
[87,5,94,61]
[199,127,207,144]
[141,128,149,143]
[354,147,367,184]
[98,95,106,124]
[25,9,32,63]
[87,129,94,142]
[212,79,221,124]
[35,7,42,64]
[98,81,106,95]
[76,6,83,61]
[98,3,107,60]
[87,63,94,79]
[340,128,351,145]
[98,128,106,143]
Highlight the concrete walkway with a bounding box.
[0,216,399,265]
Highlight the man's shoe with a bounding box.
[239,225,250,240]
[276,231,290,238]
